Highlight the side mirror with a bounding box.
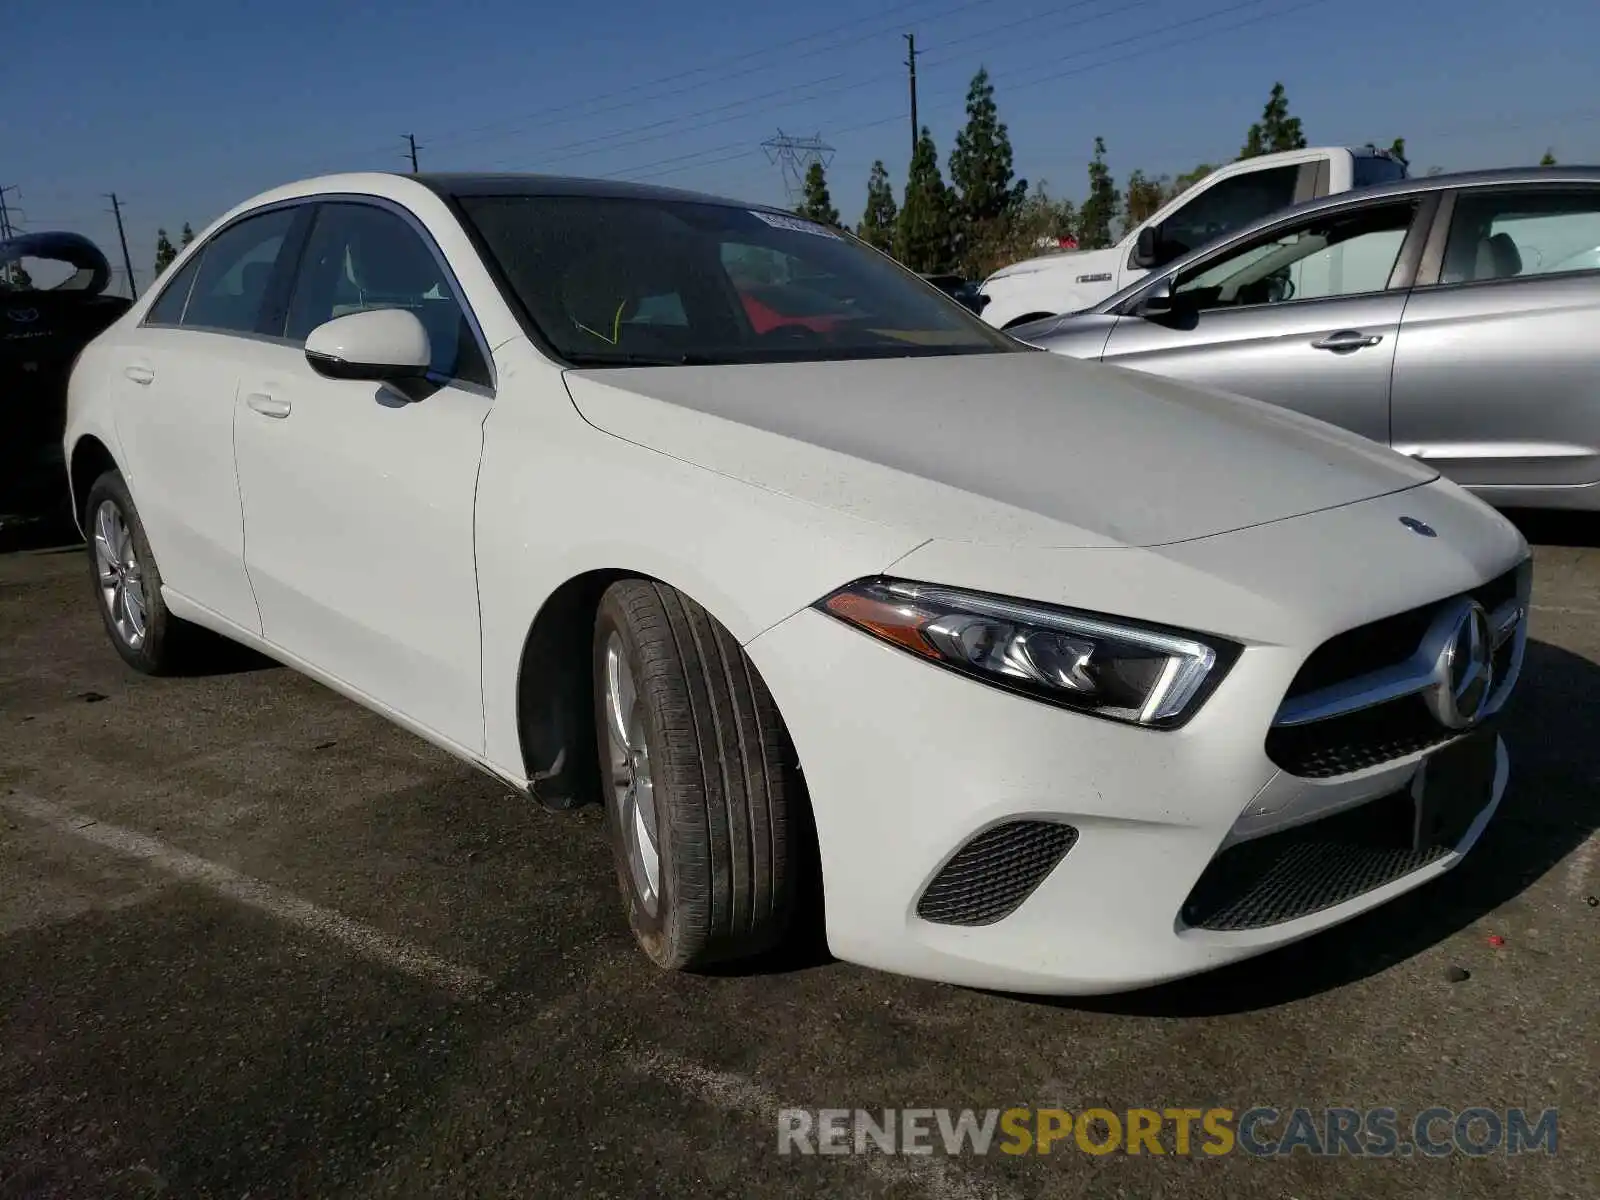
[1131,224,1162,269]
[1135,276,1176,317]
[305,309,432,400]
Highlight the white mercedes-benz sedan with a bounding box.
[64,172,1531,995]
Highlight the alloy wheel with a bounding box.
[604,631,660,914]
[93,499,147,650]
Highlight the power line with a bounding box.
[613,0,1310,183]
[299,0,987,172]
[408,0,996,159]
[501,0,1167,176]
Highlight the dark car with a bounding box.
[2,232,132,518]
[920,272,989,316]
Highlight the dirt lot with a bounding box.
[2,514,1597,1198]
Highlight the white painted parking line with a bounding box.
[635,1050,1016,1200]
[1,791,488,998]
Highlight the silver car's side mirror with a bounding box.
[1135,277,1176,317]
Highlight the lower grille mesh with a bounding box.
[917,821,1078,926]
[1181,789,1455,931]
[1266,696,1461,778]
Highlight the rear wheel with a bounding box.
[83,470,201,675]
[593,580,803,970]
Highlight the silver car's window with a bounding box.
[180,208,296,335]
[1174,202,1416,311]
[282,202,490,387]
[1439,188,1600,284]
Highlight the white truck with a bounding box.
[977,145,1408,328]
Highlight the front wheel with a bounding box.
[593,580,804,970]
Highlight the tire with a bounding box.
[83,469,202,675]
[593,580,802,970]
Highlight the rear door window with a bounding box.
[180,209,297,334]
[1438,188,1600,284]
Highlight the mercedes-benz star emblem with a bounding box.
[1400,516,1437,537]
[1423,599,1494,729]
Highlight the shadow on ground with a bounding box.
[1014,637,1600,1017]
[1505,508,1600,550]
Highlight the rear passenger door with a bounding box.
[1390,184,1600,502]
[112,204,307,631]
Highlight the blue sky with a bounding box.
[6,0,1599,296]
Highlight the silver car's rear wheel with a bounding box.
[93,499,148,651]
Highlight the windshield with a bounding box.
[1352,155,1407,188]
[457,194,1019,366]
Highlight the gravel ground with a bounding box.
[2,513,1597,1198]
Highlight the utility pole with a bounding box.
[404,133,421,173]
[106,193,138,300]
[0,186,16,288]
[903,33,919,156]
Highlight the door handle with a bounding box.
[245,392,292,419]
[123,365,155,385]
[1311,330,1383,351]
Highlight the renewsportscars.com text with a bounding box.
[777,1106,1559,1158]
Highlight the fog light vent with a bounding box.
[916,820,1078,926]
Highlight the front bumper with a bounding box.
[744,481,1529,994]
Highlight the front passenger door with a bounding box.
[1099,199,1425,444]
[231,200,496,753]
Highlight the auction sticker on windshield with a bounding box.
[749,211,842,239]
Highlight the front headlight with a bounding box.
[816,577,1238,728]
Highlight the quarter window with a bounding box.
[1173,202,1416,312]
[180,208,296,334]
[1439,188,1600,284]
[1158,165,1301,259]
[144,252,204,326]
[283,202,490,386]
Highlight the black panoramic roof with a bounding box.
[408,172,782,213]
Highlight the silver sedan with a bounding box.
[1018,167,1600,511]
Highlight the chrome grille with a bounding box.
[1266,561,1530,779]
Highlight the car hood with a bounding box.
[984,247,1110,284]
[562,351,1437,549]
